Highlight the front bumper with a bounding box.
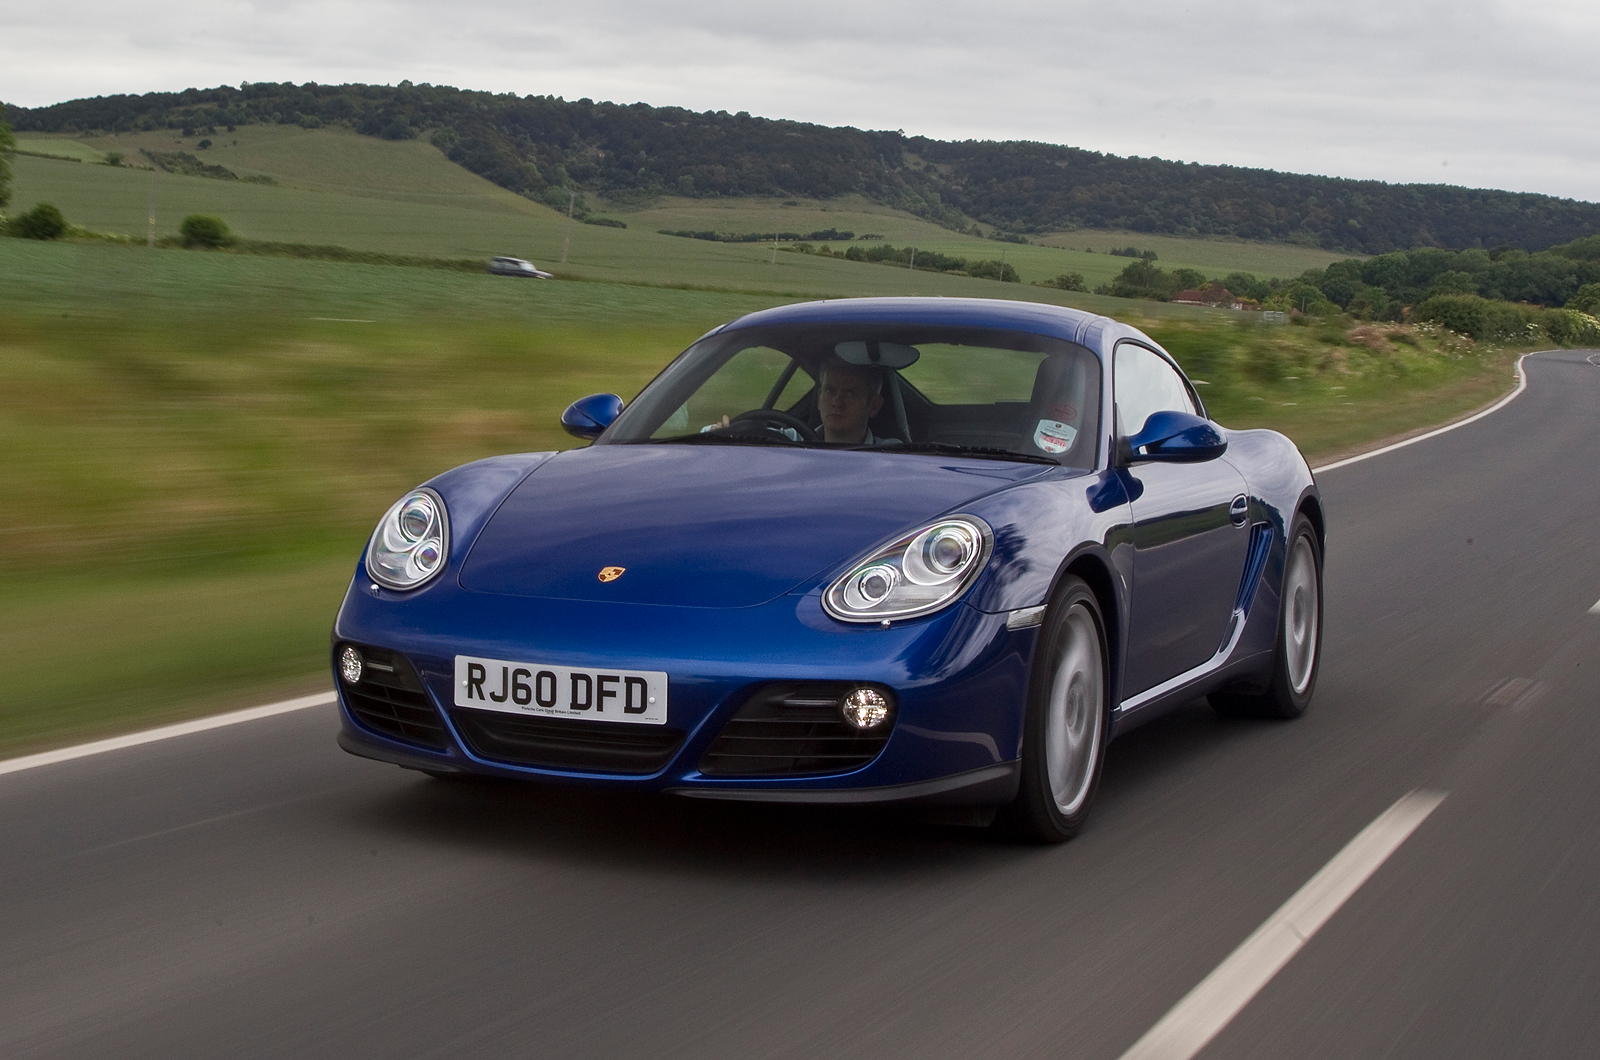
[332,573,1036,805]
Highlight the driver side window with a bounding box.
[1114,342,1195,438]
[652,346,812,438]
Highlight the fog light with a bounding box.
[841,687,890,729]
[339,645,364,685]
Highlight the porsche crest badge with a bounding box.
[598,566,626,583]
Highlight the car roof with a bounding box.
[719,296,1107,346]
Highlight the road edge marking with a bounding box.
[1116,789,1448,1060]
[0,691,336,778]
[1312,352,1538,474]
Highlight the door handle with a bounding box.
[1229,494,1249,526]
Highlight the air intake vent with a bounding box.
[339,645,448,751]
[452,710,685,774]
[698,682,895,777]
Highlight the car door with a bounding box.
[1115,341,1251,697]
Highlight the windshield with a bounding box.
[600,323,1101,467]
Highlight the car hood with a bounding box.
[457,444,1050,608]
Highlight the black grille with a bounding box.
[340,645,448,751]
[698,682,895,777]
[452,709,685,773]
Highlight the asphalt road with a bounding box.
[4,351,1597,1060]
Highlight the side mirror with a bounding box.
[1124,410,1228,463]
[561,393,623,440]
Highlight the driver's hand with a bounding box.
[699,415,732,433]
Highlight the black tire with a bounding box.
[1001,576,1111,843]
[1211,515,1323,720]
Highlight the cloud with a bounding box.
[3,0,1597,201]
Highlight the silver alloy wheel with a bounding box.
[1283,534,1319,696]
[1045,604,1104,816]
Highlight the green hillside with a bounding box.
[9,127,1345,297]
[11,82,1600,252]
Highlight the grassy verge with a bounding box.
[0,248,1537,758]
[1134,317,1529,459]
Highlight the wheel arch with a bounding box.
[1295,491,1325,553]
[1050,547,1123,718]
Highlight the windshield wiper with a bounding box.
[855,441,1060,465]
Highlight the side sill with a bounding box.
[1118,604,1249,716]
[337,730,463,774]
[667,761,1018,807]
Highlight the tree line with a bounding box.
[1103,236,1600,345]
[8,83,1600,253]
[1108,236,1600,314]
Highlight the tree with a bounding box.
[1221,271,1271,302]
[7,202,68,239]
[179,214,233,247]
[1566,283,1600,314]
[1040,272,1087,291]
[0,121,14,209]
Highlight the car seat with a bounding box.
[1025,352,1094,462]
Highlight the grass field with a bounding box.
[624,194,1356,288]
[11,136,109,163]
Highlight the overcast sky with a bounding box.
[4,0,1598,202]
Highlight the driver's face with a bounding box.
[819,368,883,443]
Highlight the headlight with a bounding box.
[366,487,450,590]
[823,516,993,623]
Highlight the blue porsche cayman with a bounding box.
[333,297,1323,841]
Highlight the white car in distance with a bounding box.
[487,257,553,279]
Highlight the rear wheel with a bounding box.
[1002,577,1110,843]
[1211,515,1322,719]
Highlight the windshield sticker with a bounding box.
[1034,420,1077,454]
[1049,402,1078,421]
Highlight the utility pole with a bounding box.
[146,168,159,248]
[908,246,916,271]
[560,189,575,264]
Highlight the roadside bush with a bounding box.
[1543,308,1600,346]
[6,202,68,240]
[1416,294,1537,342]
[179,214,233,248]
[1565,283,1600,314]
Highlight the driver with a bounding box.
[704,357,890,444]
[817,358,886,444]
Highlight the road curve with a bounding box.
[4,351,1598,1060]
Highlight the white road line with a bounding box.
[1589,598,1600,614]
[1313,353,1535,473]
[0,691,336,778]
[1116,789,1447,1060]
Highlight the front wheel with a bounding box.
[1212,515,1322,719]
[1002,577,1110,843]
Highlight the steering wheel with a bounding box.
[729,408,819,442]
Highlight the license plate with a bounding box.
[452,655,668,724]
